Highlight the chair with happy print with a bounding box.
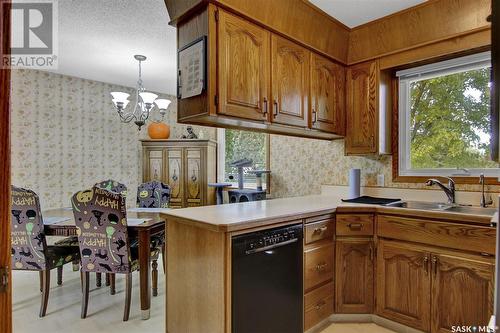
[71,186,160,321]
[95,179,128,197]
[136,180,169,273]
[10,186,80,317]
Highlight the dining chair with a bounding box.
[95,179,127,197]
[94,179,127,287]
[136,180,170,273]
[10,186,81,317]
[71,186,161,321]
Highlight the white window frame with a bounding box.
[397,51,499,177]
[216,128,270,190]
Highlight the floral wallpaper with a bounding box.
[10,69,215,210]
[269,135,500,198]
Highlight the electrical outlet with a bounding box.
[377,174,385,187]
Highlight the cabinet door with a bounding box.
[217,10,270,121]
[143,149,163,182]
[431,253,494,333]
[166,148,184,208]
[376,240,431,332]
[310,53,345,134]
[335,239,373,313]
[271,35,309,127]
[345,60,378,154]
[185,148,202,207]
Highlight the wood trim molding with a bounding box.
[348,0,491,65]
[0,0,11,331]
[390,71,500,186]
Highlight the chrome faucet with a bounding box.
[425,177,456,204]
[479,173,493,208]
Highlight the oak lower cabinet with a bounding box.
[141,139,217,208]
[335,239,373,313]
[303,215,335,331]
[377,239,494,333]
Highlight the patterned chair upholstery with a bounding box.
[95,179,128,197]
[136,181,170,208]
[11,186,80,317]
[71,186,160,321]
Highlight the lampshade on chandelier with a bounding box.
[110,55,171,130]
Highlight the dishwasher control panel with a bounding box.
[236,224,302,254]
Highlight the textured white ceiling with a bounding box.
[51,0,427,94]
[310,0,427,28]
[51,0,177,94]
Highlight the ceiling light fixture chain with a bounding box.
[110,54,171,130]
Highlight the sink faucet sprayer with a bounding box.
[425,177,456,205]
[479,173,493,208]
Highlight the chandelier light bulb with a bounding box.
[154,98,171,111]
[139,92,158,105]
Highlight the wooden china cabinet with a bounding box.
[141,139,217,208]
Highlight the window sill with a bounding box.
[392,175,500,185]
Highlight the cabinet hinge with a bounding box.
[214,9,219,22]
[0,266,8,293]
[214,95,219,106]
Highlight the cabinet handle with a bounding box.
[315,300,326,310]
[312,109,317,124]
[348,223,363,230]
[423,256,429,274]
[263,98,268,116]
[369,245,374,262]
[431,256,438,276]
[313,226,328,234]
[273,99,278,118]
[315,262,328,272]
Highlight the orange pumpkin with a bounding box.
[148,122,170,139]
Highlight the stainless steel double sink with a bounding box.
[384,200,497,216]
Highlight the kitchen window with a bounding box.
[397,51,499,177]
[217,128,270,189]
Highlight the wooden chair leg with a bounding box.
[110,274,116,295]
[81,271,90,319]
[96,272,102,287]
[105,273,110,287]
[123,273,132,321]
[152,260,158,297]
[161,243,166,274]
[57,266,63,286]
[39,271,43,292]
[39,269,50,317]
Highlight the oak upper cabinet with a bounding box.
[270,35,309,127]
[431,252,494,333]
[346,60,379,154]
[335,239,373,313]
[217,10,270,122]
[376,240,431,332]
[311,53,345,134]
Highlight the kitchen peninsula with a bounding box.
[162,194,497,333]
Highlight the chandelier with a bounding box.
[110,55,171,130]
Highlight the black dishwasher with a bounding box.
[232,224,303,333]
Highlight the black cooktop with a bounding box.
[341,195,401,205]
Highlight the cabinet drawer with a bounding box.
[304,242,334,291]
[377,215,496,255]
[304,287,334,330]
[305,219,334,244]
[336,214,374,236]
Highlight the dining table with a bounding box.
[42,207,167,320]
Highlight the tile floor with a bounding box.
[12,262,165,333]
[12,262,396,333]
[321,323,396,333]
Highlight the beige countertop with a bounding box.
[162,194,498,232]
